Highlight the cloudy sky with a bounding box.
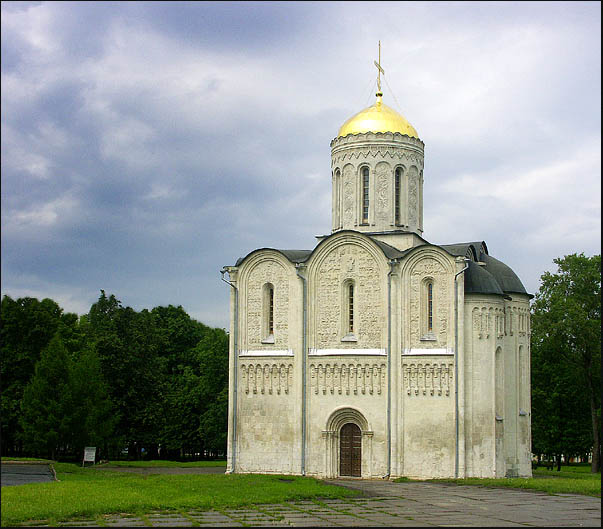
[1,1,600,329]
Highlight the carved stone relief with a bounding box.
[240,362,293,395]
[310,362,386,395]
[508,306,514,336]
[517,306,529,337]
[342,165,355,226]
[315,243,383,349]
[375,161,390,221]
[403,361,453,396]
[246,260,289,349]
[408,165,419,226]
[473,306,506,340]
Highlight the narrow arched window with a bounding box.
[348,283,354,333]
[262,283,275,343]
[342,279,357,341]
[394,167,402,225]
[335,169,342,229]
[361,167,369,224]
[421,278,436,340]
[268,286,274,335]
[427,282,433,332]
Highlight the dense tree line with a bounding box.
[531,253,601,472]
[1,291,228,461]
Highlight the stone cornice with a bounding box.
[330,131,424,150]
[331,148,424,168]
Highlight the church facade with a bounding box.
[222,79,532,480]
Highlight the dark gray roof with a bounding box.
[277,249,313,263]
[464,260,505,296]
[439,241,487,261]
[439,240,531,298]
[367,237,409,260]
[478,253,530,297]
[234,248,312,267]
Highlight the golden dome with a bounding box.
[337,93,419,139]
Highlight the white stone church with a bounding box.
[222,65,532,479]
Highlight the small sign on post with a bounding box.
[83,447,96,467]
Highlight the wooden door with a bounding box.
[339,423,361,477]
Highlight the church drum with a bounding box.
[339,423,361,477]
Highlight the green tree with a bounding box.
[196,327,229,455]
[151,305,209,371]
[531,253,601,472]
[66,345,117,458]
[157,325,228,459]
[1,296,79,456]
[84,292,166,459]
[531,342,592,466]
[19,335,72,459]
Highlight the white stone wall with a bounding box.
[463,293,532,478]
[305,233,390,478]
[236,358,299,473]
[396,248,458,478]
[228,251,304,474]
[226,242,531,480]
[503,295,532,477]
[463,295,504,478]
[399,354,456,478]
[305,360,388,478]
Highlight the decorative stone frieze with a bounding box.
[473,306,500,340]
[332,148,424,167]
[516,306,530,337]
[240,362,293,395]
[403,361,454,396]
[310,362,387,395]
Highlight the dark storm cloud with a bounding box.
[125,1,326,52]
[1,1,600,326]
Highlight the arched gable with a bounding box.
[306,232,390,352]
[238,250,296,352]
[399,246,456,350]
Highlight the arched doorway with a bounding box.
[323,407,372,478]
[339,423,362,476]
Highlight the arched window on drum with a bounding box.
[361,166,370,225]
[394,167,402,226]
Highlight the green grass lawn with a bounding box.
[1,462,359,526]
[100,459,227,468]
[397,464,601,498]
